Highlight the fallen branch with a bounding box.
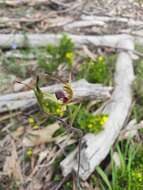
[0,16,42,29]
[60,37,135,180]
[0,33,136,49]
[5,50,51,60]
[64,20,105,30]
[81,15,143,27]
[0,79,112,113]
[0,0,50,6]
[0,33,143,58]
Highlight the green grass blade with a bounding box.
[96,166,112,190]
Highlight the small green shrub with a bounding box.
[132,56,143,122]
[2,57,27,78]
[63,181,72,190]
[69,105,108,134]
[37,34,74,72]
[52,156,73,190]
[114,145,143,190]
[77,55,114,85]
[133,59,143,98]
[95,140,143,190]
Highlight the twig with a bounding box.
[43,109,83,190]
[53,175,69,190]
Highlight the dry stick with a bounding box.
[56,117,83,190]
[43,111,83,190]
[68,103,83,190]
[53,175,69,190]
[76,137,83,190]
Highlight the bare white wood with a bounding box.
[0,33,133,49]
[81,15,143,27]
[0,79,112,112]
[64,20,105,30]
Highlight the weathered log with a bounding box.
[0,33,135,49]
[60,37,135,180]
[0,79,112,113]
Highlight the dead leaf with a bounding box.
[82,45,97,60]
[112,152,121,168]
[23,123,60,147]
[3,138,23,184]
[11,126,25,139]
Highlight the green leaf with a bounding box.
[96,166,112,190]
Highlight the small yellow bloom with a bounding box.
[28,117,35,124]
[33,124,39,129]
[100,116,108,125]
[100,120,105,125]
[26,148,33,157]
[56,108,61,114]
[60,112,64,117]
[137,173,142,179]
[88,124,93,128]
[98,56,104,63]
[56,108,64,117]
[102,116,108,123]
[65,52,73,59]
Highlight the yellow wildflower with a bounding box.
[56,108,61,114]
[88,124,93,128]
[56,108,64,117]
[98,56,104,63]
[137,172,142,179]
[100,116,108,125]
[65,52,73,59]
[28,117,35,124]
[102,116,108,123]
[26,148,33,157]
[100,120,105,125]
[33,124,39,129]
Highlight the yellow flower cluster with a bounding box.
[87,124,93,129]
[26,148,33,157]
[65,52,74,67]
[28,116,39,129]
[33,125,39,129]
[55,108,64,117]
[28,117,35,124]
[132,170,143,182]
[100,115,108,125]
[98,55,105,63]
[65,52,74,60]
[55,104,66,117]
[85,115,109,133]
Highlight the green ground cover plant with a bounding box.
[95,140,143,190]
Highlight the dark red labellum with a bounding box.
[55,91,68,103]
